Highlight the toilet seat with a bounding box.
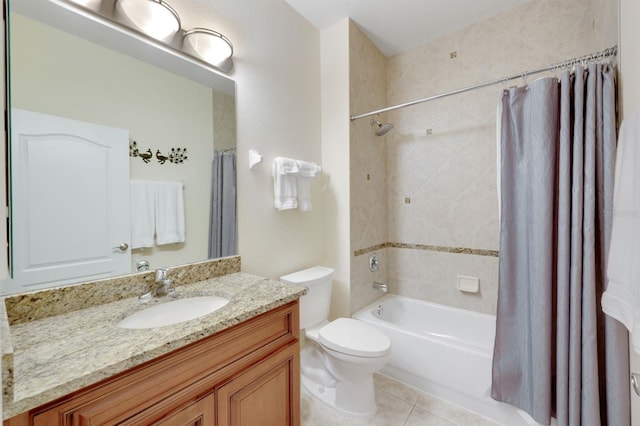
[318,318,391,358]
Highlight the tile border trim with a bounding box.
[354,242,499,258]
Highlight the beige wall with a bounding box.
[347,0,617,315]
[10,13,214,272]
[620,0,640,116]
[321,19,351,319]
[202,0,324,281]
[620,0,640,421]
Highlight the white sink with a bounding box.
[117,296,230,329]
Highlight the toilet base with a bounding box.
[301,374,377,418]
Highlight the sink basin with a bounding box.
[117,296,229,329]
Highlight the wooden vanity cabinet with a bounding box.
[4,301,300,426]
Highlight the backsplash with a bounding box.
[3,256,241,325]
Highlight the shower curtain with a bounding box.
[208,150,237,259]
[491,64,630,426]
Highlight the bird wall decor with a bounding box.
[129,139,188,165]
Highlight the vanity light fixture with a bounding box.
[115,0,181,42]
[182,28,234,67]
[66,0,235,72]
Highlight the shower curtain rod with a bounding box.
[350,45,618,121]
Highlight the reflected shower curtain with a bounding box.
[208,150,237,259]
[491,64,630,426]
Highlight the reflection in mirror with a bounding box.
[2,7,237,295]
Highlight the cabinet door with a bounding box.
[153,394,215,426]
[217,344,299,426]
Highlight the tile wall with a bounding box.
[349,22,389,313]
[350,0,617,315]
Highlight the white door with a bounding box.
[3,109,130,294]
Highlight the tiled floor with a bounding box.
[301,373,499,426]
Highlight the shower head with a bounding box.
[370,119,393,136]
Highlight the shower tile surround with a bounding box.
[348,0,616,316]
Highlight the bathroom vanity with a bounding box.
[1,264,305,425]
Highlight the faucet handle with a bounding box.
[155,267,168,281]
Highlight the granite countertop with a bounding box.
[2,272,306,419]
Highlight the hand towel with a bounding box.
[602,107,640,352]
[155,181,186,245]
[273,157,299,210]
[130,180,155,249]
[296,160,321,212]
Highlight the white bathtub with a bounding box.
[353,294,540,426]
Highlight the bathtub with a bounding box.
[353,294,540,426]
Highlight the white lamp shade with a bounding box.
[183,28,233,66]
[115,0,181,41]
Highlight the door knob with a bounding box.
[113,243,129,252]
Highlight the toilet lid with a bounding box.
[318,318,391,358]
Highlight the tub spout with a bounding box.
[373,282,388,292]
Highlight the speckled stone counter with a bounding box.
[2,271,305,420]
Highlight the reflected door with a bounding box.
[4,109,130,294]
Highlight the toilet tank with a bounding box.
[280,266,334,330]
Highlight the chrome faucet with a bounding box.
[154,267,175,297]
[373,282,388,292]
[139,267,175,301]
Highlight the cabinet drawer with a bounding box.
[29,301,298,426]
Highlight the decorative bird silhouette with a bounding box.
[129,139,139,157]
[139,149,153,163]
[156,150,169,165]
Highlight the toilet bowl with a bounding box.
[281,267,391,417]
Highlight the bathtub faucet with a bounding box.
[373,282,388,293]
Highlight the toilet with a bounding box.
[281,266,391,417]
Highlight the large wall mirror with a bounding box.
[2,0,237,295]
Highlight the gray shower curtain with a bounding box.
[208,150,237,259]
[491,64,630,425]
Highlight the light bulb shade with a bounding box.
[115,0,181,42]
[183,28,233,66]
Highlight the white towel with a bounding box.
[296,160,321,212]
[154,181,186,245]
[130,180,155,249]
[273,157,299,210]
[602,107,640,352]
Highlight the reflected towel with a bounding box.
[296,160,321,212]
[155,181,185,245]
[273,157,299,210]
[602,107,640,352]
[130,180,155,249]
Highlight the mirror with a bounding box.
[3,1,237,295]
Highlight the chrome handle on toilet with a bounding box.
[113,243,129,252]
[632,373,640,396]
